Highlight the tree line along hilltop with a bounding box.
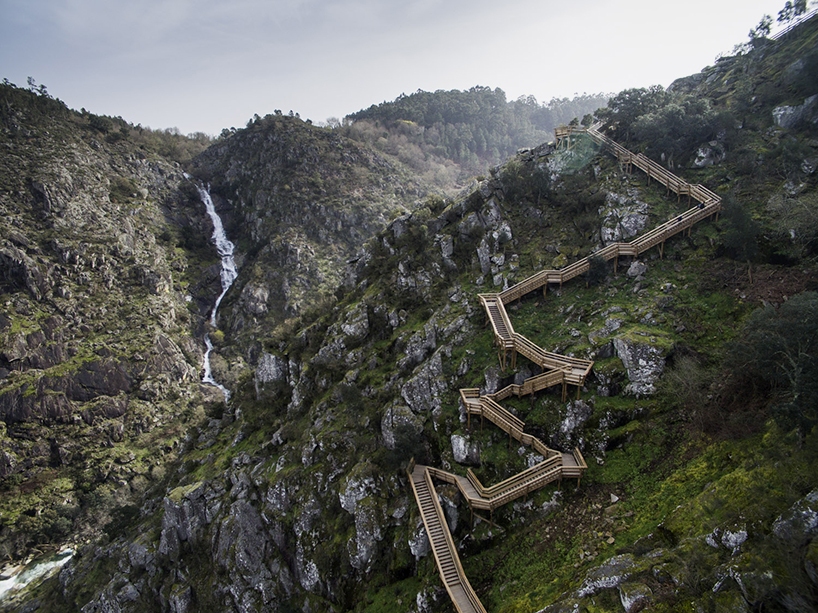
[1,4,818,612]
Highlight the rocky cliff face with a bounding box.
[20,134,689,611]
[5,17,818,609]
[0,89,428,577]
[0,84,222,564]
[188,114,428,353]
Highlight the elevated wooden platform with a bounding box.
[408,464,487,613]
[407,125,722,613]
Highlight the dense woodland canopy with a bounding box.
[340,86,608,186]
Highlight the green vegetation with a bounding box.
[342,87,608,188]
[0,80,214,164]
[0,77,220,570]
[4,5,818,612]
[726,291,818,434]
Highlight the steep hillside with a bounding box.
[0,84,218,566]
[342,88,608,189]
[188,113,427,363]
[4,10,818,613]
[0,87,429,594]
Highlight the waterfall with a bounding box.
[0,549,73,600]
[197,185,238,401]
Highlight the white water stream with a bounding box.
[0,185,237,601]
[0,549,73,601]
[197,185,238,402]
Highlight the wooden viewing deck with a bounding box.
[407,125,721,613]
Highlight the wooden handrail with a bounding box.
[488,368,569,400]
[480,464,564,509]
[479,294,516,343]
[770,8,818,40]
[573,447,587,469]
[422,469,487,613]
[467,455,562,499]
[477,398,525,439]
[411,125,723,613]
[501,128,722,311]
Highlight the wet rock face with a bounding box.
[255,353,289,386]
[347,497,386,572]
[773,94,818,129]
[0,338,198,424]
[693,141,726,168]
[600,190,648,245]
[71,358,135,402]
[158,483,211,562]
[0,245,52,301]
[238,283,269,316]
[772,489,818,544]
[618,582,653,612]
[381,404,424,450]
[556,400,593,449]
[409,522,430,560]
[215,500,281,605]
[339,302,370,343]
[401,351,447,414]
[0,386,75,423]
[577,553,637,597]
[0,449,17,477]
[397,320,437,371]
[626,260,648,279]
[0,315,66,371]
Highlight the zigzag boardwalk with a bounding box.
[479,295,516,369]
[408,125,721,612]
[409,464,487,613]
[478,295,592,398]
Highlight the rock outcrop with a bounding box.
[613,336,667,397]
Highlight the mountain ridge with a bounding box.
[1,9,818,612]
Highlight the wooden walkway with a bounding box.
[407,382,587,612]
[409,464,487,613]
[480,124,721,392]
[408,403,586,612]
[407,125,721,613]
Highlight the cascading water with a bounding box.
[0,549,73,600]
[197,185,238,401]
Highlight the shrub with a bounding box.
[767,191,818,257]
[109,176,138,204]
[584,255,607,286]
[597,85,671,142]
[718,195,759,263]
[500,159,550,205]
[725,291,818,436]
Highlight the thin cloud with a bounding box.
[0,0,792,134]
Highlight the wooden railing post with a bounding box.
[411,124,721,613]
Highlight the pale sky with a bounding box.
[0,0,798,135]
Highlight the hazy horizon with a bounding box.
[0,0,798,135]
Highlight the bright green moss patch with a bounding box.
[357,576,423,612]
[167,482,205,504]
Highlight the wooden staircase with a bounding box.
[406,124,722,613]
[409,464,487,613]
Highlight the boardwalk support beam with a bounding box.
[411,124,721,613]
